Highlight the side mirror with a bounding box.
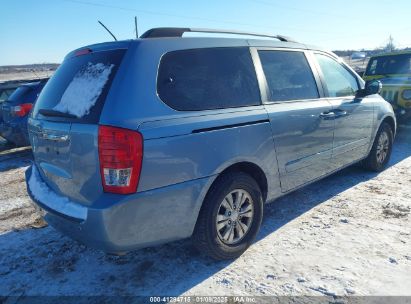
[365,80,382,95]
[356,80,382,98]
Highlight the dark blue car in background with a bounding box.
[0,79,47,146]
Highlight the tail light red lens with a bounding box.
[75,48,92,56]
[98,125,143,194]
[12,103,33,117]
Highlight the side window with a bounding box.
[157,47,260,111]
[368,59,378,75]
[315,53,359,97]
[258,50,319,102]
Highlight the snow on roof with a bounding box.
[53,62,114,118]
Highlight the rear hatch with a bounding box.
[29,44,128,206]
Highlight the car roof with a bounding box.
[19,80,47,88]
[67,27,333,59]
[70,37,332,58]
[370,50,411,58]
[137,27,331,54]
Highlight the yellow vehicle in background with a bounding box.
[363,50,411,121]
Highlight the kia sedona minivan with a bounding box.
[26,28,396,260]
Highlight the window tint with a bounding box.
[315,54,359,97]
[367,59,378,75]
[258,50,319,102]
[0,89,15,102]
[157,47,260,111]
[32,49,126,123]
[365,54,411,76]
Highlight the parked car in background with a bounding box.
[363,50,411,121]
[26,28,396,260]
[1,79,48,146]
[0,78,48,103]
[351,51,367,60]
[0,82,26,139]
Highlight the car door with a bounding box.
[313,53,374,168]
[253,48,335,192]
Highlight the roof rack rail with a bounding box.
[140,27,297,43]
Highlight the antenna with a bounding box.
[98,20,118,41]
[134,16,138,39]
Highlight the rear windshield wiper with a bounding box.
[39,109,77,118]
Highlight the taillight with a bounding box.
[12,103,33,117]
[98,125,143,194]
[75,48,92,56]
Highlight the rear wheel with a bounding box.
[192,172,263,260]
[362,122,393,172]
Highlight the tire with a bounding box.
[192,172,263,260]
[362,122,393,172]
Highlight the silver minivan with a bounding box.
[26,28,396,260]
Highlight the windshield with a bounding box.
[365,53,411,76]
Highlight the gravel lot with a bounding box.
[0,126,410,297]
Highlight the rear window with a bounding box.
[32,49,126,123]
[8,85,42,105]
[157,47,260,111]
[0,88,16,103]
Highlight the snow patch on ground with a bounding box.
[53,62,114,118]
[0,147,45,232]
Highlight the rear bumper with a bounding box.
[26,165,213,253]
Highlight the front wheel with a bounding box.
[362,122,393,172]
[192,172,263,260]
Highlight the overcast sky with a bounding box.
[1,0,410,65]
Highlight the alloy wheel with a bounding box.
[376,131,389,164]
[216,189,254,245]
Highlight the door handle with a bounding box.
[334,109,348,118]
[319,111,335,119]
[41,133,69,142]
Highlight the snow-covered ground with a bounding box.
[0,128,410,297]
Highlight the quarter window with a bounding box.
[315,53,359,97]
[258,50,319,102]
[157,47,260,111]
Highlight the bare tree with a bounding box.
[384,35,395,52]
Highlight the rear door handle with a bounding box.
[41,133,69,142]
[319,111,335,119]
[334,109,348,118]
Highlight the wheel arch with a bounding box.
[381,115,396,137]
[207,161,268,203]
